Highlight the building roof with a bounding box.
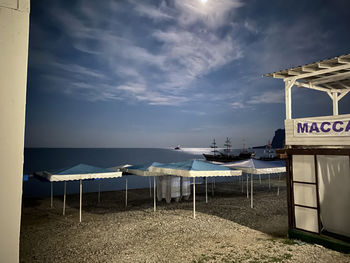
[265,54,350,93]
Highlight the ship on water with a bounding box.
[203,138,255,162]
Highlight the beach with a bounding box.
[20,179,349,263]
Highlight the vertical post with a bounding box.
[269,174,271,190]
[332,92,339,116]
[251,173,253,208]
[63,181,66,216]
[285,79,295,120]
[50,182,53,208]
[277,173,280,196]
[193,177,196,219]
[149,176,152,198]
[211,178,214,196]
[205,177,208,203]
[259,174,261,184]
[153,176,156,212]
[98,180,101,203]
[125,177,128,207]
[246,174,249,198]
[241,175,243,193]
[79,180,82,223]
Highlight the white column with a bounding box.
[285,79,295,119]
[277,173,280,196]
[63,182,66,216]
[50,182,53,208]
[125,177,128,207]
[153,176,156,212]
[205,177,208,203]
[193,177,196,219]
[251,173,253,208]
[332,92,339,116]
[211,178,214,196]
[0,2,30,261]
[79,180,82,223]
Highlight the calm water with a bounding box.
[23,148,268,197]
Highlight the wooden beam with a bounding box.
[285,63,350,81]
[338,90,349,101]
[318,62,332,69]
[285,80,295,120]
[338,57,350,64]
[294,81,331,93]
[301,66,317,72]
[333,92,338,116]
[310,71,350,85]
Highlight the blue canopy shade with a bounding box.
[34,163,122,182]
[149,160,242,177]
[122,162,164,176]
[220,158,286,174]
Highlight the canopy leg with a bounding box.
[63,181,66,216]
[149,176,152,198]
[246,174,249,198]
[241,174,243,193]
[50,182,53,208]
[193,177,196,219]
[153,176,156,212]
[213,178,215,188]
[79,180,82,223]
[259,174,261,184]
[98,180,101,203]
[125,177,128,207]
[211,178,214,196]
[269,174,271,190]
[277,173,281,196]
[251,173,253,208]
[205,177,208,203]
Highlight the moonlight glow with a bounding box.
[201,0,207,4]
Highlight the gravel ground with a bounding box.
[20,179,350,263]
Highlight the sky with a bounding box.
[25,0,350,148]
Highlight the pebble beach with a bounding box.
[20,179,350,263]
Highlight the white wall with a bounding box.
[0,0,30,262]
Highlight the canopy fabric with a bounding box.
[34,164,122,182]
[122,162,164,176]
[218,159,286,174]
[149,160,242,177]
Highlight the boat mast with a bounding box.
[224,137,231,156]
[211,138,218,156]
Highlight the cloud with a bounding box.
[30,0,246,106]
[248,90,284,104]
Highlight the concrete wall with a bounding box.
[0,0,30,262]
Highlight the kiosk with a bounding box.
[265,54,350,252]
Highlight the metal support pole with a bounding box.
[193,177,196,219]
[246,174,249,198]
[125,177,128,207]
[277,173,281,196]
[251,173,253,208]
[211,178,214,196]
[149,176,152,198]
[333,92,339,116]
[63,181,66,216]
[259,174,261,184]
[79,180,82,223]
[98,180,101,203]
[205,177,208,203]
[269,174,271,190]
[50,182,53,208]
[241,175,243,193]
[153,176,156,212]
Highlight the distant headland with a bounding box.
[252,129,285,149]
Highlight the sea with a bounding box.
[23,148,269,197]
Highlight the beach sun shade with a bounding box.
[218,159,286,209]
[118,162,164,211]
[149,160,242,219]
[34,164,122,222]
[220,159,286,174]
